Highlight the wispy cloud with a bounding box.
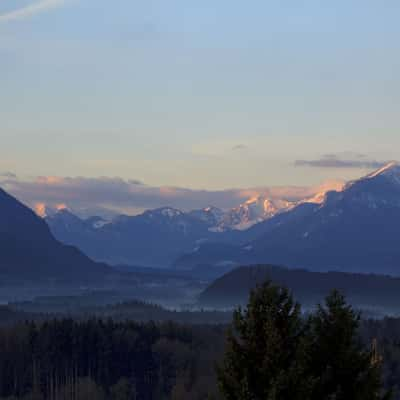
[0,171,17,179]
[232,144,248,151]
[294,154,387,169]
[0,0,66,22]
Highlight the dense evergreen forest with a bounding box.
[2,287,400,399]
[0,319,225,400]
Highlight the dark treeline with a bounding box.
[0,306,47,327]
[9,298,232,325]
[0,319,225,400]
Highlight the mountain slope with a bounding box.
[0,188,110,281]
[176,163,400,275]
[46,207,218,267]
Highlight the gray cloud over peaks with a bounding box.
[0,172,17,179]
[294,154,387,169]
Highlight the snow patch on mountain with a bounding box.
[146,207,183,219]
[189,207,225,227]
[217,196,295,231]
[85,216,111,229]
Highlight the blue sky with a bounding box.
[1,0,400,193]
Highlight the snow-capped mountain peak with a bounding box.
[215,195,295,231]
[145,207,184,219]
[242,196,290,218]
[34,202,69,218]
[342,161,400,192]
[303,187,344,206]
[366,161,400,181]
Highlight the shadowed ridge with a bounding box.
[0,186,111,281]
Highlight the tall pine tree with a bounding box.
[308,290,391,400]
[217,281,314,400]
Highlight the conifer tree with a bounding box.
[308,290,391,400]
[217,281,314,400]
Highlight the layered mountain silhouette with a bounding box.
[46,207,218,267]
[0,187,110,281]
[176,162,400,275]
[44,195,326,267]
[43,162,400,275]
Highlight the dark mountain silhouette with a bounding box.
[199,264,400,313]
[0,187,110,281]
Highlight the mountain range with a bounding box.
[45,206,218,267]
[2,162,400,282]
[30,162,400,275]
[44,190,327,267]
[176,162,400,275]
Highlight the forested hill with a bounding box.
[199,265,400,313]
